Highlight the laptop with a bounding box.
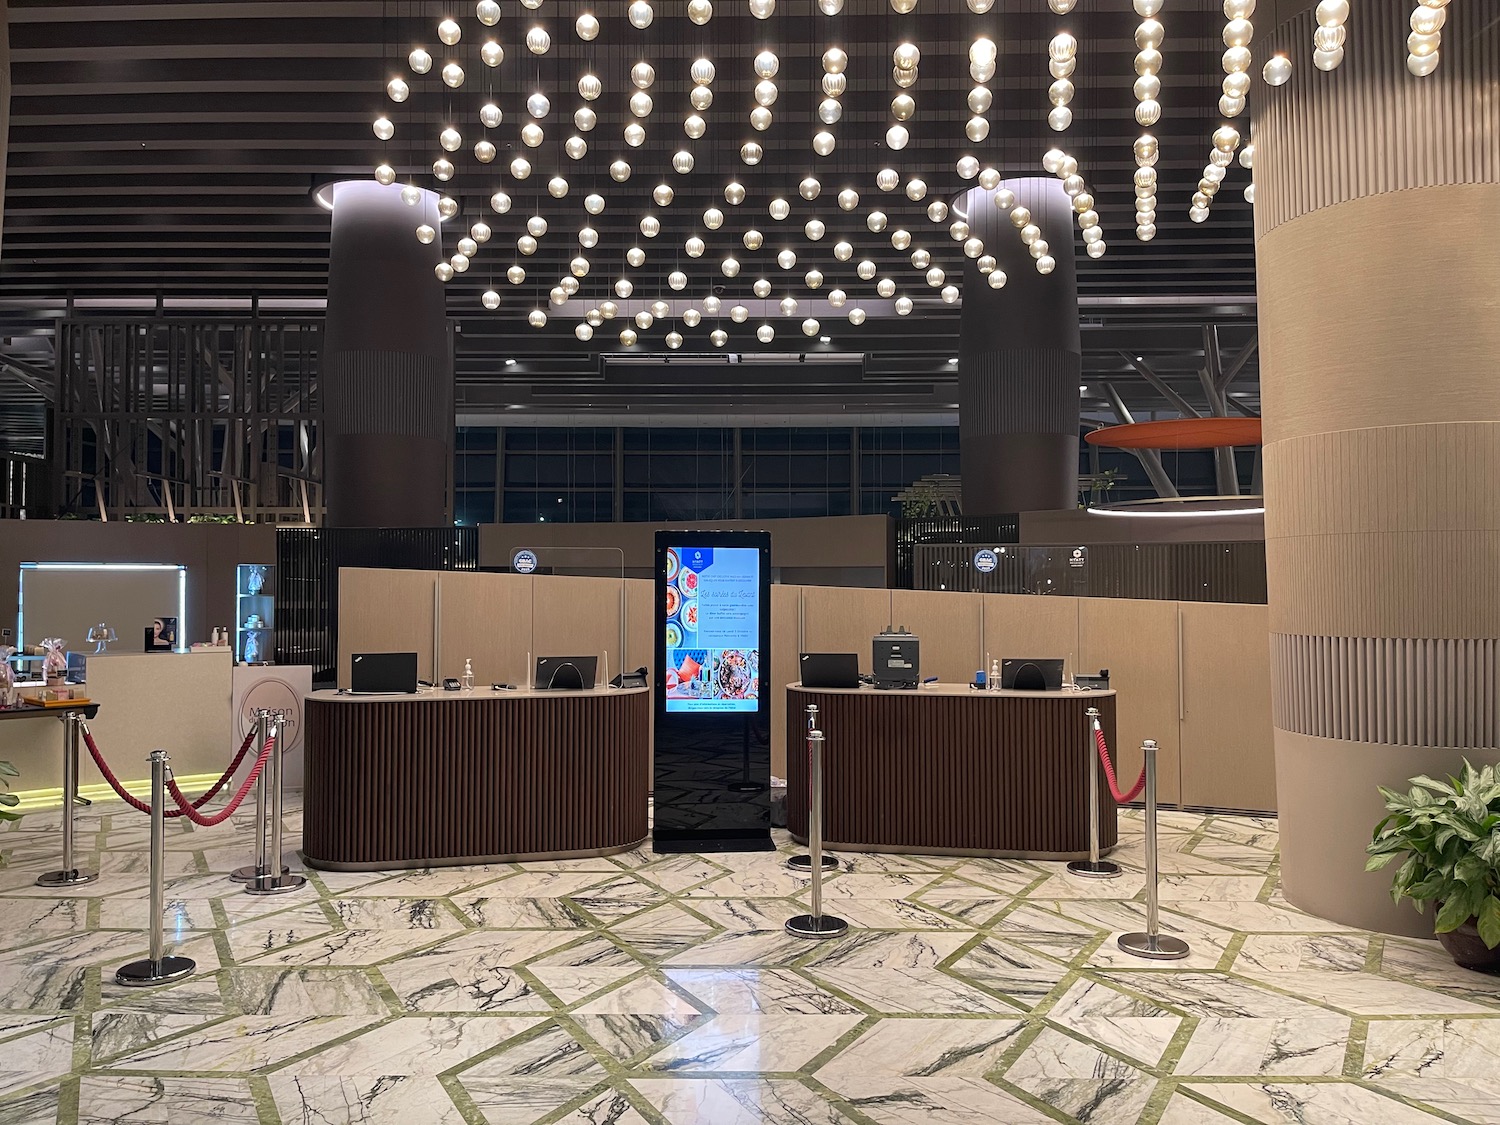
[535,656,598,690]
[1000,657,1065,692]
[800,652,861,689]
[349,652,419,694]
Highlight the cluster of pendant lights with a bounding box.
[373,0,1450,349]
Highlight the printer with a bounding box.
[872,627,920,689]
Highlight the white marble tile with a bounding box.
[942,860,1047,896]
[1167,900,1361,934]
[270,1074,468,1125]
[1004,1027,1156,1124]
[640,1013,862,1072]
[526,936,646,1003]
[823,1077,1057,1125]
[806,872,945,902]
[460,1022,605,1079]
[1097,971,1334,1020]
[1045,979,1182,1067]
[0,899,88,949]
[606,904,717,960]
[1250,971,1499,1017]
[326,897,465,930]
[571,1013,703,1064]
[1368,1077,1500,1125]
[632,855,728,893]
[0,1085,59,1125]
[461,1077,606,1124]
[346,866,518,898]
[76,1076,259,1124]
[1176,1016,1350,1076]
[244,928,456,969]
[455,895,597,930]
[575,975,703,1018]
[662,929,816,969]
[677,898,793,933]
[0,1022,73,1095]
[807,967,1021,1016]
[100,1014,384,1072]
[816,896,973,931]
[631,1078,852,1125]
[799,931,971,970]
[223,902,336,961]
[817,1016,1026,1083]
[293,1015,543,1076]
[377,931,573,1014]
[1185,1080,1456,1125]
[222,967,392,1017]
[1379,939,1500,1006]
[1155,1091,1252,1124]
[1364,1017,1500,1078]
[1235,934,1370,974]
[664,969,861,1016]
[947,938,1070,1009]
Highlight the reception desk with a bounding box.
[786,683,1118,860]
[302,686,649,870]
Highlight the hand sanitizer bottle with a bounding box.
[990,658,1000,691]
[462,658,475,693]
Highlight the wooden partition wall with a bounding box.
[339,567,1276,812]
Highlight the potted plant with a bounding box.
[1367,760,1500,972]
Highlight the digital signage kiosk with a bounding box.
[652,530,774,852]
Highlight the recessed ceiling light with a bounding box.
[1079,384,1088,392]
[504,358,517,366]
[948,357,959,364]
[819,336,831,344]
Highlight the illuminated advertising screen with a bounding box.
[662,544,761,713]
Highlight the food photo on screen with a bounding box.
[663,545,762,713]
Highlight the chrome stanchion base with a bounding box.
[229,863,288,884]
[244,872,307,896]
[727,780,767,792]
[1117,932,1190,960]
[115,955,195,987]
[34,868,97,888]
[1066,859,1123,879]
[786,853,839,872]
[785,913,848,939]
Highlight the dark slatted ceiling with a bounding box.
[1,0,1260,419]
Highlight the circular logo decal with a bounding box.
[973,549,998,573]
[512,549,539,574]
[239,677,304,752]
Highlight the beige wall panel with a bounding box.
[436,571,533,687]
[891,589,982,686]
[9,651,234,793]
[769,584,803,778]
[981,594,1079,674]
[624,578,654,673]
[1179,602,1276,812]
[531,575,627,686]
[801,586,892,676]
[1257,187,1500,446]
[337,568,435,686]
[1077,597,1182,807]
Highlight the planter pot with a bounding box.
[1437,916,1500,974]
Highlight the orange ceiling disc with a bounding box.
[1086,417,1262,450]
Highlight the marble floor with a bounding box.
[2,801,1500,1125]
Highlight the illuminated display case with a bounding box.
[236,564,274,665]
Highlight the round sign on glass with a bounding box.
[512,549,539,574]
[973,549,998,573]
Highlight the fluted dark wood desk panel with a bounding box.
[787,684,1118,860]
[303,687,649,869]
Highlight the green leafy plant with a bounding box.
[1366,760,1500,949]
[0,760,20,823]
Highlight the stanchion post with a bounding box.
[36,713,97,887]
[116,751,195,986]
[786,728,848,939]
[246,717,307,896]
[230,710,286,884]
[787,703,838,872]
[1067,707,1121,879]
[1118,739,1190,960]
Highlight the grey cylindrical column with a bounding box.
[322,181,452,527]
[957,177,1081,515]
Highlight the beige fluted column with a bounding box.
[1255,0,1500,933]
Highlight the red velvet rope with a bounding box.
[191,727,258,805]
[164,736,277,826]
[1094,722,1147,804]
[82,724,273,819]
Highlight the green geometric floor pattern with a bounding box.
[2,800,1499,1125]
